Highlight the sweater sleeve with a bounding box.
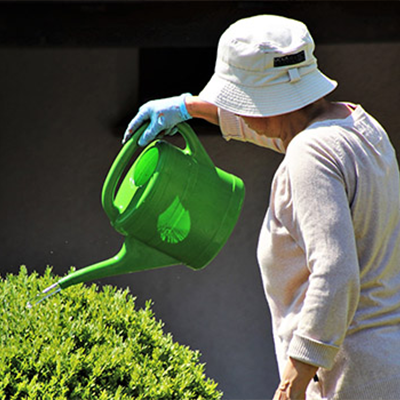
[284,128,360,369]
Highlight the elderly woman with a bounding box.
[123,15,400,400]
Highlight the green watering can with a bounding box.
[29,122,245,307]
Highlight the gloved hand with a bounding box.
[122,93,193,146]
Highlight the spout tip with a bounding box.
[27,282,62,308]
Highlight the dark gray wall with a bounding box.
[1,2,399,399]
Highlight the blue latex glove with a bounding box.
[122,93,193,146]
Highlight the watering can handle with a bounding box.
[179,122,215,168]
[101,124,146,222]
[102,122,214,223]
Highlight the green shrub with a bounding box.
[0,266,222,400]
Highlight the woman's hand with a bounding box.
[122,93,193,146]
[273,357,318,400]
[122,95,219,147]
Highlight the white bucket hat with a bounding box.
[199,15,337,117]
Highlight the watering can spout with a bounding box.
[58,237,180,291]
[27,238,180,308]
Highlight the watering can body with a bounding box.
[57,122,245,290]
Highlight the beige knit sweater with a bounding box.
[219,105,400,400]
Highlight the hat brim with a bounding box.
[199,69,338,117]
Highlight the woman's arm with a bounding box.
[185,96,219,126]
[272,128,361,397]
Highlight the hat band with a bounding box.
[215,60,318,88]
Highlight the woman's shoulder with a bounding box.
[287,123,345,160]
